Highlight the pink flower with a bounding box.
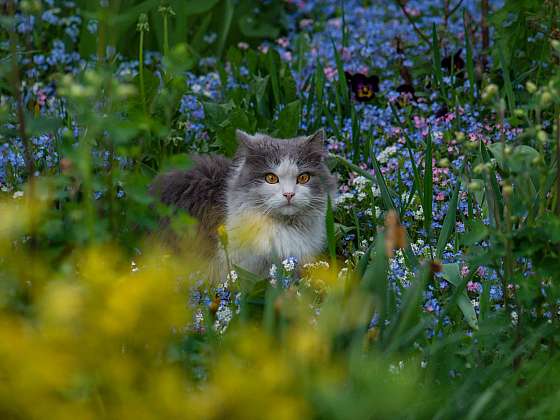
[276,37,289,48]
[328,17,342,29]
[435,192,445,201]
[281,51,292,61]
[323,66,337,81]
[461,265,469,276]
[37,90,47,106]
[299,19,313,29]
[467,281,481,294]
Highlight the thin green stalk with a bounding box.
[8,0,37,248]
[137,14,149,114]
[557,113,560,216]
[139,30,146,113]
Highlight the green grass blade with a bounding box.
[441,263,478,330]
[436,173,461,259]
[423,132,433,241]
[497,40,515,114]
[326,194,337,265]
[390,104,424,202]
[267,50,282,106]
[215,0,233,58]
[331,38,349,112]
[431,23,445,98]
[463,9,476,100]
[384,265,430,352]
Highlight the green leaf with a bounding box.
[326,194,336,264]
[423,133,433,239]
[182,0,221,16]
[234,264,265,295]
[436,175,460,259]
[215,0,234,57]
[488,143,540,173]
[238,15,280,39]
[442,263,478,330]
[275,100,301,138]
[459,221,489,246]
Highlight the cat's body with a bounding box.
[150,129,337,279]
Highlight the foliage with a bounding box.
[1,0,560,418]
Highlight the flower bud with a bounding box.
[468,181,482,192]
[482,84,498,102]
[526,81,537,93]
[513,108,525,118]
[473,163,487,174]
[540,91,553,108]
[438,158,450,168]
[455,131,465,142]
[502,184,513,197]
[537,130,548,143]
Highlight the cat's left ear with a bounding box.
[305,128,326,149]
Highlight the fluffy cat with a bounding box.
[150,129,337,279]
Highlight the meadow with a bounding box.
[1,0,560,418]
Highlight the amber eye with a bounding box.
[297,173,310,184]
[265,173,279,184]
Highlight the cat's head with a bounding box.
[229,129,337,217]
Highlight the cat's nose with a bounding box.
[283,192,295,203]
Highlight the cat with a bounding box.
[150,129,337,279]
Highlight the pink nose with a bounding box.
[283,192,295,202]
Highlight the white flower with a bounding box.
[227,270,238,283]
[269,264,278,278]
[336,192,354,204]
[377,145,397,164]
[352,175,370,190]
[12,191,24,199]
[357,191,367,202]
[371,185,380,197]
[282,257,297,272]
[365,208,373,217]
[214,305,233,334]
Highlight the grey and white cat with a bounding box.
[151,129,337,278]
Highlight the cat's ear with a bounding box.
[305,128,326,149]
[236,129,256,150]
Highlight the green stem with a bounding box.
[163,15,169,56]
[139,30,147,114]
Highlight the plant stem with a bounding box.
[8,1,37,249]
[556,113,560,216]
[139,29,147,114]
[480,0,489,70]
[163,14,169,57]
[394,0,431,46]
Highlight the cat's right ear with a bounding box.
[236,129,255,150]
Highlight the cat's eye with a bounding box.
[265,173,279,184]
[297,173,311,184]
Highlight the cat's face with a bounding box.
[230,130,337,217]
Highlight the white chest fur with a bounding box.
[222,208,326,276]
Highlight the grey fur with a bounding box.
[151,129,337,277]
[149,154,231,251]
